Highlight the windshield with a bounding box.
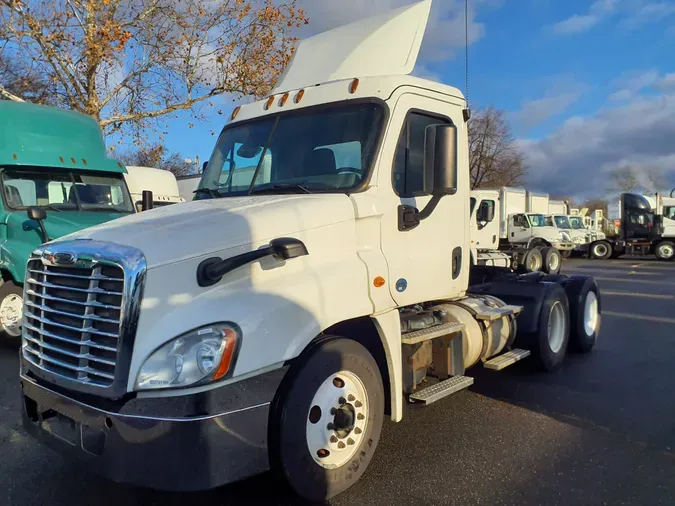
[568,216,586,229]
[1,168,134,213]
[527,214,548,227]
[198,102,385,197]
[554,216,571,229]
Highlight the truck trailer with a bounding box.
[19,1,602,501]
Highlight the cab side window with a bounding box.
[513,214,529,228]
[393,112,451,197]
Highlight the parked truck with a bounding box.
[19,2,602,501]
[124,166,185,210]
[588,192,675,260]
[471,188,569,273]
[0,100,137,338]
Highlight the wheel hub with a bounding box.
[0,294,23,337]
[306,370,368,469]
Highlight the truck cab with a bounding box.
[0,101,135,337]
[19,1,601,501]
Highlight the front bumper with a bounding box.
[551,241,575,251]
[21,367,286,491]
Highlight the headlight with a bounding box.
[559,231,571,241]
[135,323,240,391]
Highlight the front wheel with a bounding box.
[270,337,384,501]
[655,241,675,261]
[0,281,23,338]
[590,241,612,260]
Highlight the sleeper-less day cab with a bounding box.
[19,1,602,501]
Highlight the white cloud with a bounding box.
[549,0,674,36]
[518,90,675,199]
[609,69,674,100]
[551,15,600,34]
[296,0,493,67]
[516,92,583,129]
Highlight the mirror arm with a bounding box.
[37,222,50,243]
[416,195,442,222]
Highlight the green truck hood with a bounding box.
[1,211,131,283]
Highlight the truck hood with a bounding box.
[54,194,356,269]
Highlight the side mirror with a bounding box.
[27,206,50,243]
[424,124,458,196]
[270,237,309,260]
[141,190,154,211]
[480,202,495,223]
[399,124,459,231]
[202,161,208,172]
[27,206,47,221]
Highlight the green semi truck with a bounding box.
[0,100,135,337]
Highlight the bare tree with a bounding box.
[117,144,191,177]
[468,107,527,189]
[581,198,608,215]
[0,0,307,137]
[0,53,55,102]
[606,165,665,195]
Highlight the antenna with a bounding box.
[463,0,472,122]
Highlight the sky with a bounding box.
[148,0,675,199]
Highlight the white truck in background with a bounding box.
[471,187,573,274]
[19,2,602,501]
[123,166,185,210]
[176,174,202,201]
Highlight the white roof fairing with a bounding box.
[273,0,433,93]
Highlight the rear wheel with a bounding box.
[565,276,601,352]
[0,281,23,338]
[655,241,675,261]
[590,241,612,260]
[270,337,384,502]
[530,285,570,371]
[540,247,562,274]
[519,248,543,273]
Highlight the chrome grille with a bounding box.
[23,260,125,387]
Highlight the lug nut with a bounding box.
[330,435,338,443]
[348,394,355,402]
[338,441,346,449]
[357,413,365,420]
[354,427,362,434]
[355,401,363,408]
[339,397,346,404]
[347,438,355,446]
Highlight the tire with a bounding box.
[564,276,601,353]
[560,249,572,259]
[590,241,612,260]
[519,248,543,273]
[654,241,675,261]
[540,247,562,274]
[529,285,570,372]
[270,337,384,502]
[0,281,23,338]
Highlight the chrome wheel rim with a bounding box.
[0,294,23,337]
[658,244,674,259]
[584,291,599,336]
[548,301,566,353]
[593,244,608,258]
[307,370,368,469]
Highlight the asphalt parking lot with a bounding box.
[1,257,675,505]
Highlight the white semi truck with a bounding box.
[19,2,602,501]
[471,188,572,272]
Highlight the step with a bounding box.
[408,375,474,405]
[483,349,531,371]
[401,321,465,345]
[474,305,523,321]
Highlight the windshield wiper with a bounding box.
[193,187,220,197]
[251,184,313,195]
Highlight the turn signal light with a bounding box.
[264,96,275,110]
[349,78,360,94]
